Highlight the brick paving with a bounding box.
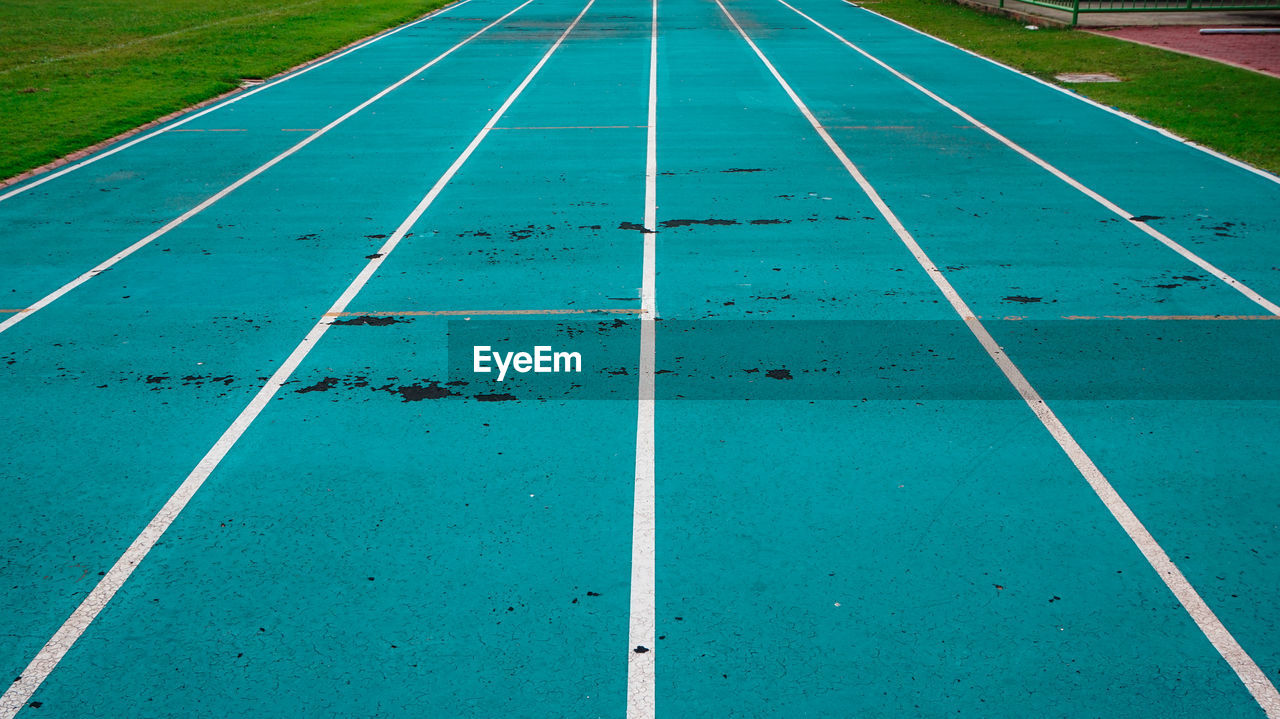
[1092,25,1280,76]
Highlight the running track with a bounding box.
[2,0,1279,715]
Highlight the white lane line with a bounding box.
[0,0,532,338]
[776,0,1280,317]
[848,1,1280,187]
[0,0,477,203]
[627,0,659,716]
[714,3,1280,717]
[0,1,597,713]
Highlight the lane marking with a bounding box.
[0,0,477,203]
[0,309,26,314]
[326,308,646,316]
[493,125,648,129]
[0,0,533,338]
[627,0,659,716]
[1055,314,1280,321]
[0,1,599,714]
[846,1,1280,187]
[715,3,1280,717]
[828,124,974,130]
[776,0,1280,317]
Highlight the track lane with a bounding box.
[5,0,651,714]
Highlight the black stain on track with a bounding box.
[330,315,406,326]
[297,377,339,393]
[393,382,457,402]
[661,219,739,227]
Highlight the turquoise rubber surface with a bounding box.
[1,0,1277,715]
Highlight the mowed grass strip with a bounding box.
[853,0,1280,175]
[0,0,451,181]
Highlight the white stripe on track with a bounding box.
[0,0,477,203]
[776,0,1280,317]
[0,1,597,713]
[714,2,1280,717]
[627,0,659,716]
[0,0,532,338]
[848,1,1280,187]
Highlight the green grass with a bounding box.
[3,0,1277,182]
[0,0,451,180]
[860,0,1280,174]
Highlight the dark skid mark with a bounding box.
[1154,283,1183,289]
[1129,215,1163,222]
[475,393,517,402]
[618,221,653,233]
[765,369,793,380]
[1003,295,1042,304]
[145,375,169,384]
[749,219,789,225]
[330,315,405,326]
[297,377,339,393]
[660,219,739,227]
[394,382,457,402]
[365,234,387,239]
[365,253,383,260]
[722,168,764,173]
[294,233,319,241]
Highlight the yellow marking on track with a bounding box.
[1059,314,1280,320]
[0,309,28,313]
[326,308,646,317]
[825,124,974,130]
[492,125,647,130]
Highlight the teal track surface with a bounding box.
[1,0,1278,715]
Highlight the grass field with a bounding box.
[0,0,449,180]
[2,0,1278,184]
[864,0,1280,174]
